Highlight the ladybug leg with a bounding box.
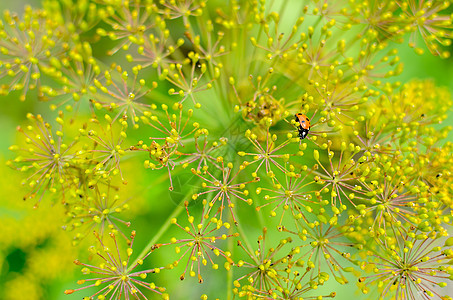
[298,127,309,139]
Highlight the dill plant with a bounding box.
[2,0,453,299]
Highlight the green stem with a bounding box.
[127,194,188,271]
[277,0,287,21]
[145,88,174,104]
[226,212,234,300]
[312,16,323,29]
[248,24,263,76]
[256,205,266,230]
[235,214,255,258]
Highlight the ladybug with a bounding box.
[295,113,310,139]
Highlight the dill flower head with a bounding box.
[41,52,101,110]
[2,0,453,299]
[0,6,63,100]
[91,65,157,127]
[64,183,132,245]
[398,0,453,57]
[281,217,360,285]
[94,0,157,56]
[255,163,318,225]
[80,114,130,182]
[191,159,258,224]
[234,227,296,297]
[234,227,336,299]
[359,229,453,299]
[7,112,81,206]
[65,231,169,300]
[159,200,236,283]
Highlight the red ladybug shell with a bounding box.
[295,113,310,130]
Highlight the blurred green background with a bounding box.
[1,1,453,300]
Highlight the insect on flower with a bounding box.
[295,113,311,139]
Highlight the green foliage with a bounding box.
[2,0,453,299]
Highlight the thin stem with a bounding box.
[226,212,234,300]
[235,209,255,259]
[126,194,189,272]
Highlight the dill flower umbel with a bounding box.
[159,200,236,283]
[7,112,81,205]
[359,229,453,299]
[2,0,453,299]
[65,231,169,300]
[64,183,132,244]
